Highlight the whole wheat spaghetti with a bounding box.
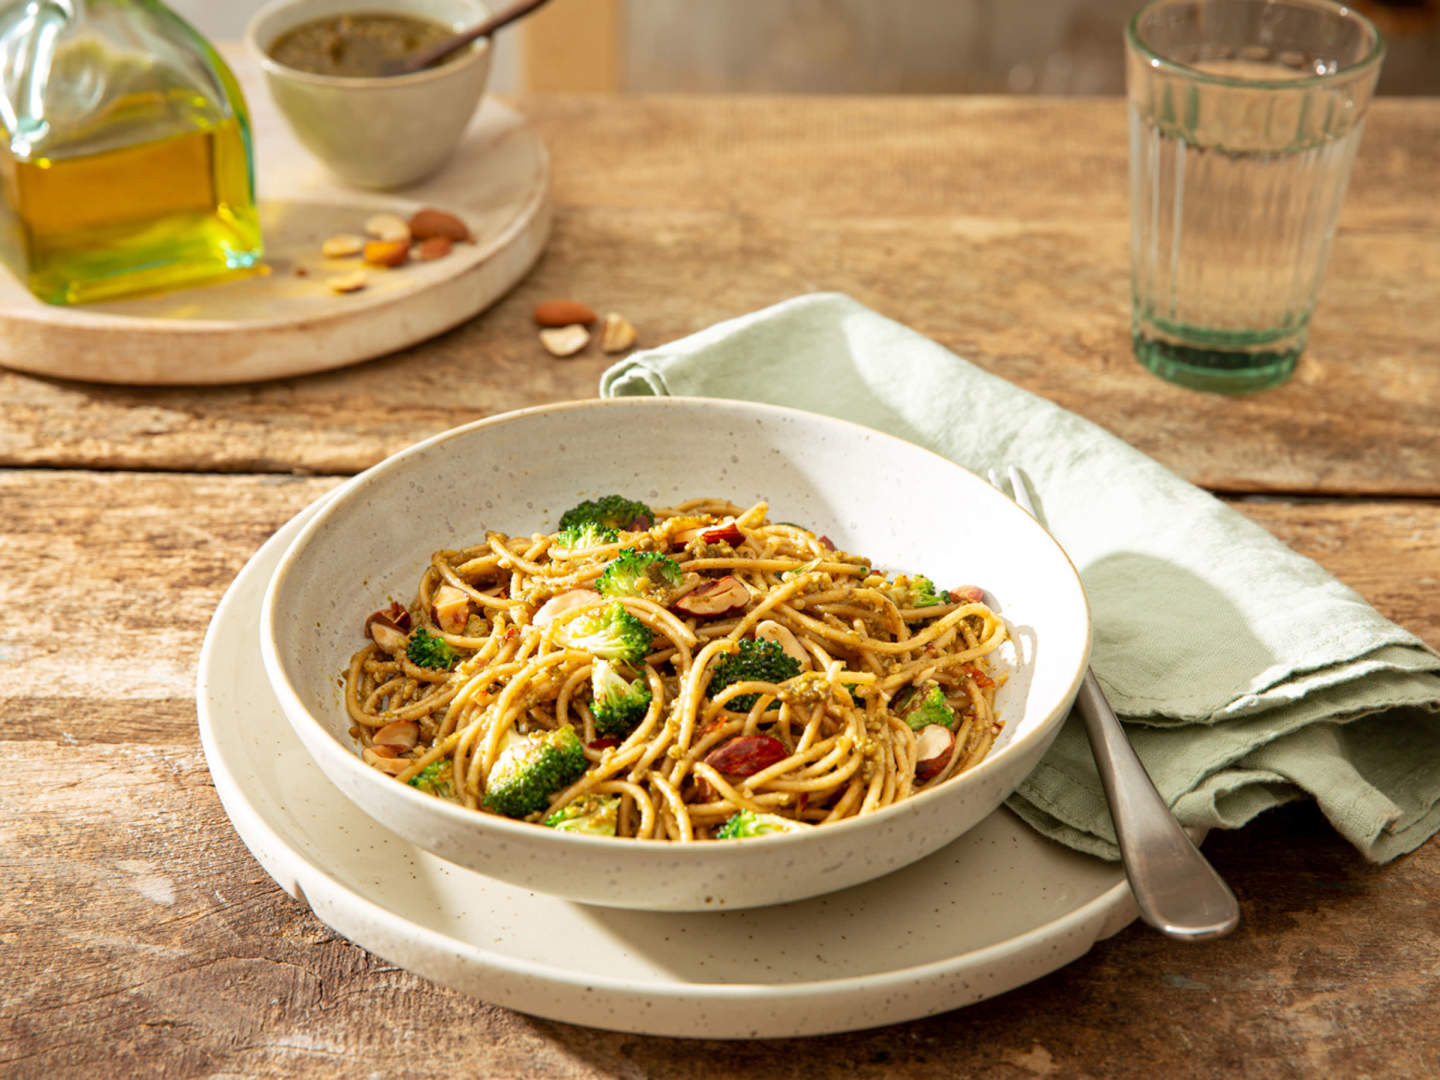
[343,495,1008,840]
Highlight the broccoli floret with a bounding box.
[877,574,947,619]
[715,809,806,839]
[560,602,652,663]
[407,759,456,799]
[483,725,587,818]
[559,495,654,534]
[407,627,459,670]
[707,638,803,712]
[556,522,619,549]
[901,574,946,609]
[544,793,621,835]
[590,659,652,738]
[903,684,956,731]
[595,548,684,600]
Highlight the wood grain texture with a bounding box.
[1,473,1437,1077]
[1,97,1435,493]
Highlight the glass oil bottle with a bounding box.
[0,0,263,305]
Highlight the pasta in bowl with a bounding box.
[262,398,1091,910]
[345,495,1008,840]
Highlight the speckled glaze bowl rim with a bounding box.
[245,0,492,91]
[259,396,1093,860]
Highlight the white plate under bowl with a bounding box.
[199,495,1135,1038]
[260,399,1093,910]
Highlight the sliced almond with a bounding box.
[532,588,601,629]
[914,724,956,783]
[600,312,637,353]
[322,233,364,258]
[364,212,411,244]
[673,575,750,617]
[364,602,412,635]
[363,746,410,775]
[539,324,590,358]
[368,619,409,654]
[363,239,409,268]
[431,584,471,634]
[755,620,811,669]
[373,720,420,749]
[326,270,368,294]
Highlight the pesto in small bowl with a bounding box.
[267,11,458,77]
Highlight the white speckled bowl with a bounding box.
[260,398,1091,911]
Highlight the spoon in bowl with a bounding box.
[383,0,554,76]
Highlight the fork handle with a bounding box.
[1076,669,1240,940]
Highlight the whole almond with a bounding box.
[415,236,453,261]
[326,270,368,294]
[409,208,471,242]
[322,233,364,258]
[534,299,597,327]
[539,324,590,357]
[364,213,411,244]
[363,240,409,268]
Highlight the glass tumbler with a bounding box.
[1125,0,1383,392]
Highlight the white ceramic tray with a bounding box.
[0,51,550,385]
[197,495,1135,1038]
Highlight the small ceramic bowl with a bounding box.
[246,0,492,189]
[260,398,1092,911]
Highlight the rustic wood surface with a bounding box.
[2,92,1437,1079]
[3,97,1436,493]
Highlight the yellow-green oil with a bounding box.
[0,96,262,305]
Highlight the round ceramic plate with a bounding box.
[198,493,1136,1038]
[0,50,550,385]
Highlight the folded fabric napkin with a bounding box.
[600,293,1440,862]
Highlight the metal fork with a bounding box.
[989,465,1240,941]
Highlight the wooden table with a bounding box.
[4,95,1437,1078]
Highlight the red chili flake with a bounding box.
[963,665,995,689]
[589,737,620,751]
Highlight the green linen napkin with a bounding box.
[600,292,1440,862]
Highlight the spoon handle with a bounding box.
[395,0,554,75]
[999,465,1239,941]
[1075,669,1240,940]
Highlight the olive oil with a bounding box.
[0,0,264,306]
[0,104,262,305]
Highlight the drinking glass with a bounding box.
[1126,0,1383,392]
